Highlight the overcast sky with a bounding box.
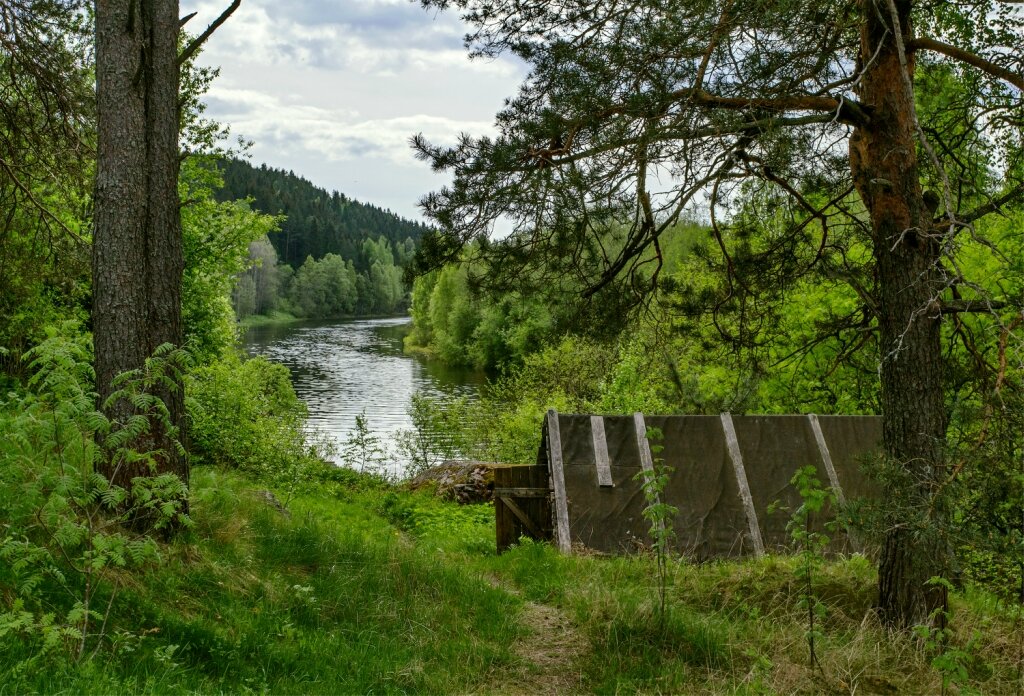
[183,0,527,223]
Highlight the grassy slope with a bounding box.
[3,467,1022,694]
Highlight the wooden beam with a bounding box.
[547,409,572,553]
[632,412,655,474]
[633,412,666,536]
[591,415,614,487]
[807,414,861,553]
[498,497,543,538]
[720,412,765,557]
[807,414,846,505]
[494,487,550,498]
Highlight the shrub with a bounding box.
[187,352,329,496]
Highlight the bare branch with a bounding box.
[178,1,241,67]
[594,88,871,126]
[909,37,1024,92]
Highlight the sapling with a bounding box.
[912,576,982,696]
[778,465,837,672]
[343,411,387,476]
[633,426,678,630]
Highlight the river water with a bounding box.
[242,317,485,475]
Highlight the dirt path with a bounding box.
[481,595,589,695]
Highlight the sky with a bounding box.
[183,0,528,223]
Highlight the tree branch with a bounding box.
[909,37,1024,91]
[0,154,85,244]
[951,183,1024,225]
[534,113,843,172]
[594,87,870,126]
[178,1,241,67]
[691,90,871,125]
[937,299,1010,315]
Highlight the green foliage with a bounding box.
[180,159,282,360]
[0,327,188,666]
[186,352,329,498]
[341,412,388,477]
[268,238,409,320]
[395,392,463,477]
[0,4,93,388]
[913,577,984,696]
[633,427,678,630]
[379,491,495,555]
[404,227,701,371]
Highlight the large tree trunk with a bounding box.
[94,0,187,494]
[850,0,949,627]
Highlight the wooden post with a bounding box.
[720,412,765,557]
[807,414,846,505]
[807,413,861,553]
[591,415,613,487]
[547,409,572,553]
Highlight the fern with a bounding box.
[0,327,190,663]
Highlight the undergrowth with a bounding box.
[4,457,1023,694]
[3,328,1021,694]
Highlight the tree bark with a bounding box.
[94,0,187,494]
[850,0,949,627]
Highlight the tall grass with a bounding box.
[0,468,522,694]
[3,462,1022,694]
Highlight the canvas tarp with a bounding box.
[537,412,882,558]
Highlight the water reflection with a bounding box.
[243,317,485,472]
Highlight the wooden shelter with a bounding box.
[495,410,882,556]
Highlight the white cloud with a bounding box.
[187,0,516,77]
[208,86,492,166]
[182,0,526,220]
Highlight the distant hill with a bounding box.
[215,159,430,271]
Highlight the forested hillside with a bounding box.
[3,1,1024,694]
[216,158,429,271]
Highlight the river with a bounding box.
[242,317,486,475]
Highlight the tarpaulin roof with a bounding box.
[537,411,882,558]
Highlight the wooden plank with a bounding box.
[632,412,666,536]
[547,409,572,554]
[495,466,553,553]
[807,414,846,505]
[591,415,614,487]
[494,487,550,498]
[632,412,655,474]
[720,412,765,558]
[494,466,514,552]
[807,414,861,552]
[498,497,542,537]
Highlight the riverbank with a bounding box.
[3,462,1020,694]
[240,310,414,330]
[241,316,486,472]
[238,309,302,329]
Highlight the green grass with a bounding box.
[0,469,521,694]
[2,467,1023,694]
